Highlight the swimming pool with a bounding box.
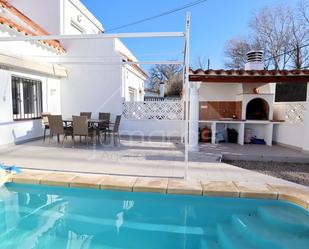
[0,183,308,249]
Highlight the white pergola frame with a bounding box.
[0,13,191,179]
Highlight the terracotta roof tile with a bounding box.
[190,68,309,76]
[0,0,65,53]
[189,68,309,84]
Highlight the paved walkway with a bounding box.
[1,138,308,190]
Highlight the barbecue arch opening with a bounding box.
[246,98,269,120]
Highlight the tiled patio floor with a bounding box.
[0,138,308,190]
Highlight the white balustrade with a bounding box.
[122,101,183,120]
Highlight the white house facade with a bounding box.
[0,0,146,146]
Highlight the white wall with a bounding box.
[272,102,306,149]
[124,66,145,101]
[0,69,61,146]
[9,0,103,35]
[199,83,242,101]
[273,123,304,149]
[303,84,309,152]
[60,37,147,121]
[63,0,103,35]
[60,39,123,119]
[0,19,63,146]
[115,39,146,101]
[9,0,61,35]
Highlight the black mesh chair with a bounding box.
[99,112,110,129]
[80,112,92,119]
[105,115,121,145]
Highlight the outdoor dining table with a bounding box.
[62,118,111,127]
[62,118,113,145]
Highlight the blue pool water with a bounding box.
[0,183,308,249]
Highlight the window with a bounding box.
[11,76,43,120]
[128,87,136,102]
[275,83,307,102]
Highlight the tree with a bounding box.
[289,9,309,69]
[224,38,254,69]
[224,1,309,70]
[292,0,309,69]
[148,64,183,96]
[299,0,309,24]
[250,4,293,70]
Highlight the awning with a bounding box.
[0,53,67,78]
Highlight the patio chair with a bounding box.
[80,112,92,119]
[42,113,50,142]
[72,116,96,147]
[99,112,110,123]
[98,112,111,139]
[105,115,121,145]
[48,115,72,144]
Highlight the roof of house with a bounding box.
[120,52,148,79]
[0,0,65,53]
[189,69,309,84]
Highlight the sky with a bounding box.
[81,0,301,71]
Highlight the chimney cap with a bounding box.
[247,51,264,63]
[245,50,264,70]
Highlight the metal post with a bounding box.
[184,12,191,180]
[0,32,185,42]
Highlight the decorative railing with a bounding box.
[122,101,183,120]
[285,103,306,124]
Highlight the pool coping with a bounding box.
[8,169,309,210]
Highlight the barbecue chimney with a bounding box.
[245,51,264,70]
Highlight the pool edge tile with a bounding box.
[167,179,202,195]
[40,172,76,187]
[235,182,278,200]
[8,170,309,211]
[201,181,240,198]
[69,175,102,189]
[133,178,168,194]
[11,170,54,185]
[99,176,137,192]
[268,184,309,210]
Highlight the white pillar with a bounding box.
[211,122,217,144]
[189,82,201,151]
[302,82,309,152]
[265,123,273,146]
[237,123,245,145]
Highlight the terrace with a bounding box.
[1,137,308,189]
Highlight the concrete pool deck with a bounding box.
[0,139,308,186]
[1,138,309,209]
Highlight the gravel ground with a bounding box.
[224,160,309,187]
